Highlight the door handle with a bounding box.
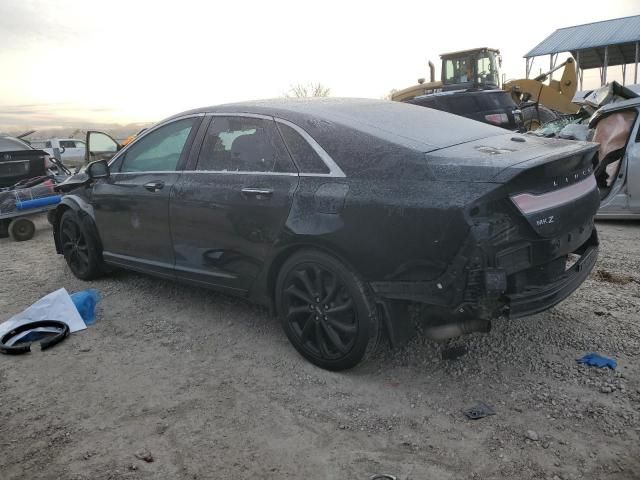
[241,188,273,199]
[144,181,165,192]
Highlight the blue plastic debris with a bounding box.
[576,353,617,370]
[70,289,100,326]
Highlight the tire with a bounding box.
[59,209,104,280]
[521,105,559,131]
[8,218,35,241]
[47,210,56,226]
[276,249,381,371]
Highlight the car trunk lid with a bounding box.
[426,134,600,238]
[0,150,48,188]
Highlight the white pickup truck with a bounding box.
[30,138,86,168]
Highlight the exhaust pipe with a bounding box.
[428,61,436,83]
[423,318,491,341]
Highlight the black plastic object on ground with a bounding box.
[0,320,69,355]
[463,401,496,420]
[441,344,468,360]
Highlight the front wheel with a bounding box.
[59,210,104,280]
[276,250,381,371]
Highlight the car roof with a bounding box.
[169,97,505,153]
[593,97,640,114]
[589,97,640,127]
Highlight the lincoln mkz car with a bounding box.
[52,98,600,370]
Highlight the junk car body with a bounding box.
[52,98,600,370]
[590,97,640,219]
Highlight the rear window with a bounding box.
[277,123,329,174]
[0,137,31,152]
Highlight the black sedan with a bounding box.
[52,98,600,370]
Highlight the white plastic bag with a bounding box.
[0,288,87,338]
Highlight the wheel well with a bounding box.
[265,243,354,309]
[52,204,71,253]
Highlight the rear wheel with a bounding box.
[59,210,104,280]
[8,218,35,241]
[521,105,558,131]
[276,250,381,371]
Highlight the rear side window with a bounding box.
[196,116,295,173]
[276,123,329,174]
[59,140,76,148]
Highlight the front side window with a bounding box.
[121,118,196,173]
[443,57,472,85]
[60,140,77,148]
[196,116,295,173]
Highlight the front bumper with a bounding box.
[504,244,597,319]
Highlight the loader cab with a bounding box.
[441,48,501,91]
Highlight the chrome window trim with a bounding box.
[113,170,298,177]
[181,170,298,177]
[107,111,346,179]
[273,118,346,178]
[205,112,273,121]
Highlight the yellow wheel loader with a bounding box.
[392,48,580,130]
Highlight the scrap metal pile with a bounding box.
[530,82,640,215]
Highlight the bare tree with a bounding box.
[285,82,331,98]
[383,89,398,100]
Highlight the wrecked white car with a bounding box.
[532,83,640,219]
[590,98,640,219]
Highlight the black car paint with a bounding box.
[406,89,522,131]
[0,144,49,188]
[53,99,600,345]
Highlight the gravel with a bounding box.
[1,217,639,479]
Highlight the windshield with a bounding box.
[0,136,31,152]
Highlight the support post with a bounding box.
[602,46,608,85]
[622,63,626,85]
[575,50,582,90]
[635,41,639,84]
[549,54,558,81]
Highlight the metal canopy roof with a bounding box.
[525,15,640,69]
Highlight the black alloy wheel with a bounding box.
[59,210,103,280]
[277,250,380,371]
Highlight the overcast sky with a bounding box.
[1,0,638,130]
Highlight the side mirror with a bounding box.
[87,160,110,180]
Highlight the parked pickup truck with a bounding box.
[30,138,86,168]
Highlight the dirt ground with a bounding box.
[1,218,639,480]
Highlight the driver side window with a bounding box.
[121,118,196,173]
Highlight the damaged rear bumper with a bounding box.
[505,244,597,319]
[370,225,599,322]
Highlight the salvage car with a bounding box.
[52,98,600,370]
[590,98,640,219]
[0,135,52,188]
